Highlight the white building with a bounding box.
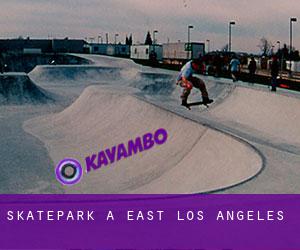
[286,61,300,73]
[87,43,130,57]
[163,42,205,63]
[130,45,163,61]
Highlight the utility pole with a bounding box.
[206,39,210,53]
[289,17,297,77]
[229,21,236,52]
[188,25,194,59]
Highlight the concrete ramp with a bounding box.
[29,61,176,93]
[0,73,51,104]
[74,54,142,69]
[131,72,176,95]
[211,87,300,146]
[29,65,123,84]
[24,86,262,194]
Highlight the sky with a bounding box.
[0,0,299,53]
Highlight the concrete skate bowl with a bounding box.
[24,85,263,194]
[131,72,176,95]
[210,87,300,147]
[0,73,51,105]
[29,65,123,85]
[77,54,142,69]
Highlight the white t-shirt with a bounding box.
[177,61,195,81]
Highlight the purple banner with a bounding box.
[0,194,299,250]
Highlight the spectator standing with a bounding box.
[248,57,257,82]
[229,55,241,82]
[270,56,279,92]
[213,54,222,77]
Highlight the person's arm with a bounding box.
[176,71,184,85]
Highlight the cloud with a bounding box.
[0,0,299,52]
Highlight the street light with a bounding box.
[114,34,119,45]
[277,41,283,78]
[106,33,109,44]
[276,40,281,52]
[153,30,158,45]
[229,21,236,52]
[289,17,297,77]
[277,40,281,49]
[153,30,158,54]
[188,25,194,59]
[206,39,210,53]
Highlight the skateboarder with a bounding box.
[176,59,212,108]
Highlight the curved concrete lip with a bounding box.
[210,86,300,146]
[29,64,123,84]
[24,86,263,194]
[0,73,51,104]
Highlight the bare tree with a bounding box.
[221,44,229,52]
[258,37,272,56]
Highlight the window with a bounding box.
[134,48,137,54]
[146,48,149,54]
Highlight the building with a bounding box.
[87,43,130,57]
[286,61,300,73]
[162,42,205,64]
[130,45,163,61]
[0,38,87,53]
[51,39,86,53]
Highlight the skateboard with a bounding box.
[182,100,214,110]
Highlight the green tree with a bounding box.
[145,31,152,45]
[129,34,133,45]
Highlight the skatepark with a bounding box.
[1,54,300,194]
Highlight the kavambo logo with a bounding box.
[55,158,83,185]
[55,128,168,185]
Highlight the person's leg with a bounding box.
[180,81,192,105]
[190,77,209,98]
[231,71,237,82]
[271,76,277,91]
[181,88,191,104]
[249,72,254,83]
[235,72,239,81]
